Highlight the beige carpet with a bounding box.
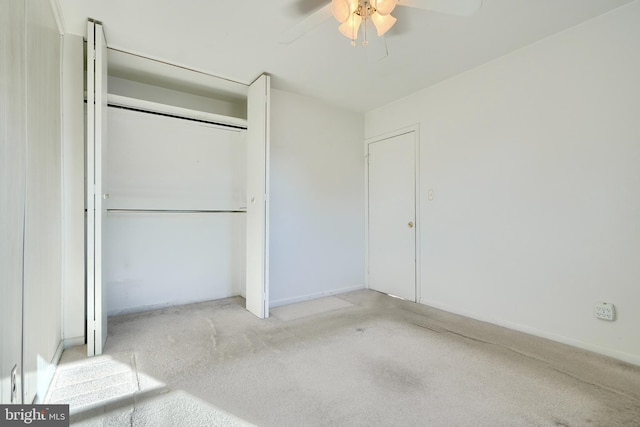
[46,290,640,426]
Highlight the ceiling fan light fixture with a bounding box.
[370,11,396,36]
[372,0,398,16]
[331,0,351,23]
[338,13,362,44]
[332,0,360,23]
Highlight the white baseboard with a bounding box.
[421,298,640,367]
[53,340,64,366]
[270,285,365,308]
[63,336,85,349]
[34,340,65,403]
[108,293,241,316]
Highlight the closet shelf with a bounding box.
[108,94,248,130]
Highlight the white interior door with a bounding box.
[87,20,108,355]
[368,132,416,301]
[245,74,270,318]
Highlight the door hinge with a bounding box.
[10,365,18,403]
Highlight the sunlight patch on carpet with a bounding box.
[45,353,139,412]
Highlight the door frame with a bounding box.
[364,124,421,303]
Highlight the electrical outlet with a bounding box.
[595,302,616,321]
[11,365,17,403]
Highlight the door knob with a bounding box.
[102,193,110,199]
[408,221,414,228]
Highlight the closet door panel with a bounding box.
[245,74,270,318]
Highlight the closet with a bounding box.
[86,27,269,356]
[105,105,247,315]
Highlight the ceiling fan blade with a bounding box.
[398,0,483,16]
[291,0,333,17]
[278,3,333,44]
[366,35,389,63]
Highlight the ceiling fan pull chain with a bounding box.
[363,10,368,46]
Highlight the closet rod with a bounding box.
[107,209,247,214]
[107,103,247,130]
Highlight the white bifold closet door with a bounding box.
[245,75,270,318]
[86,20,108,356]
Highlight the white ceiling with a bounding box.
[58,0,634,112]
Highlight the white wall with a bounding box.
[269,90,365,306]
[0,0,64,404]
[62,33,85,348]
[365,2,640,364]
[0,0,27,405]
[21,0,65,402]
[106,212,246,315]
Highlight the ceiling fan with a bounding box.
[279,0,483,50]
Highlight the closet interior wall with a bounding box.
[103,60,249,316]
